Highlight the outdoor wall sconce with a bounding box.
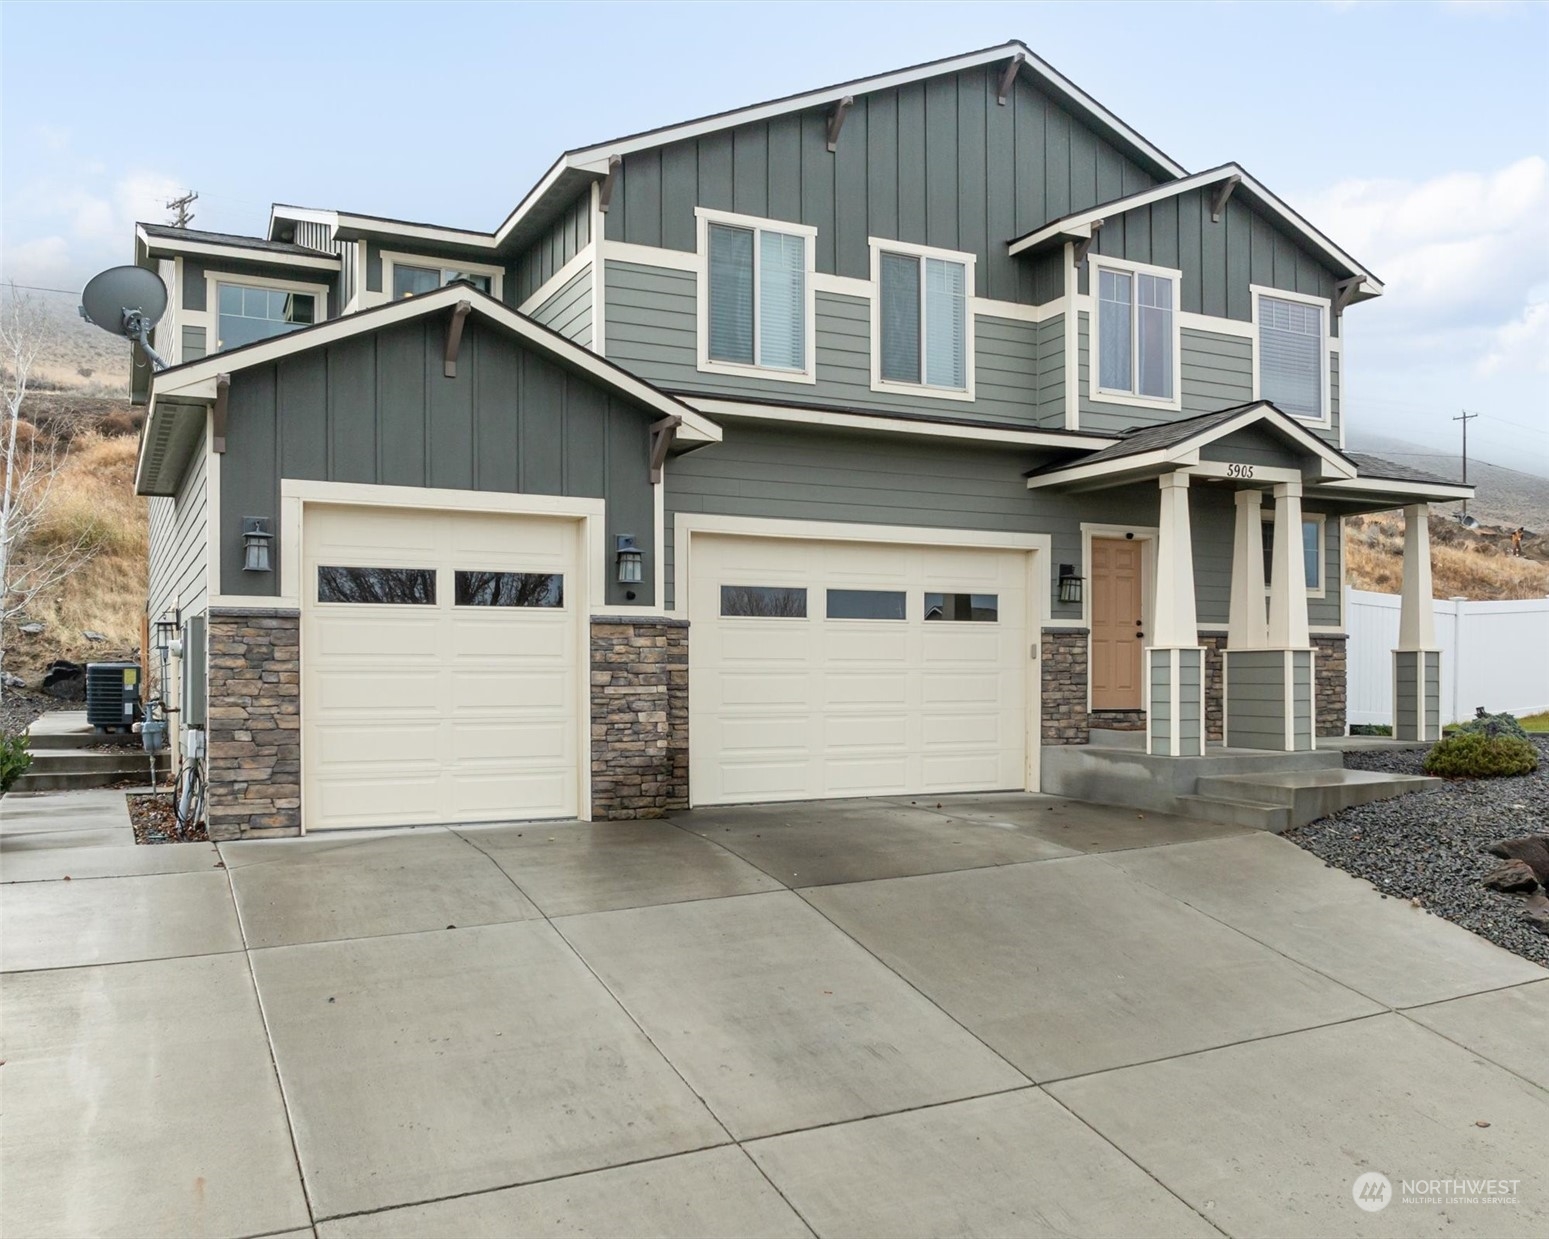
[152,612,180,655]
[242,517,274,573]
[615,534,643,585]
[1057,564,1084,605]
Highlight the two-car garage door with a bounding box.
[302,504,581,830]
[688,534,1031,805]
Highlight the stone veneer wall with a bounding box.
[1313,634,1348,737]
[591,618,689,819]
[1202,633,1227,742]
[1041,628,1090,745]
[206,608,301,841]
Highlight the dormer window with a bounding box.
[696,208,816,383]
[1091,256,1180,410]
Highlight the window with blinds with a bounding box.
[879,250,968,390]
[1095,263,1175,401]
[706,221,807,372]
[1258,295,1324,419]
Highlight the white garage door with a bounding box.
[689,534,1030,805]
[302,504,581,830]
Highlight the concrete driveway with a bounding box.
[3,788,1547,1238]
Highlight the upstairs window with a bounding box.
[700,210,813,379]
[392,264,493,298]
[1255,290,1327,421]
[874,243,971,394]
[1094,259,1177,405]
[217,284,315,350]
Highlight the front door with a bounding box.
[1090,537,1144,710]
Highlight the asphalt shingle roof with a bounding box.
[1346,453,1457,487]
[139,223,336,258]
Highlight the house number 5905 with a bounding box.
[1226,463,1255,479]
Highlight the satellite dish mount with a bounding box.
[79,265,172,371]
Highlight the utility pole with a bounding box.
[1453,409,1479,519]
[165,191,198,229]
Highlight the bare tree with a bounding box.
[0,284,98,697]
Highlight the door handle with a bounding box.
[1136,632,1145,640]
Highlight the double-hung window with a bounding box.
[872,240,973,397]
[1254,288,1328,422]
[1093,258,1179,407]
[698,209,815,381]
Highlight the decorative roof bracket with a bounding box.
[444,301,472,378]
[212,373,230,453]
[827,96,855,152]
[598,154,622,213]
[1072,220,1104,268]
[1333,277,1363,316]
[649,414,682,484]
[997,53,1026,105]
[1210,173,1242,223]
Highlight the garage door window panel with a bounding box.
[924,592,998,622]
[317,566,436,605]
[721,586,808,617]
[454,571,564,608]
[826,589,906,620]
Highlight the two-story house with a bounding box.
[131,41,1469,839]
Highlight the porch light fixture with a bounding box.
[615,534,643,585]
[242,517,273,573]
[152,612,180,655]
[1057,564,1084,605]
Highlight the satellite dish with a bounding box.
[80,265,171,371]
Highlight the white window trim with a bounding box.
[210,273,331,354]
[381,250,506,302]
[868,236,977,403]
[694,207,817,385]
[1087,253,1182,413]
[1260,508,1327,599]
[1251,284,1332,429]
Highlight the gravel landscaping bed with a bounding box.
[1287,738,1549,967]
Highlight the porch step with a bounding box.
[1192,769,1442,832]
[12,716,165,792]
[22,710,140,751]
[1175,794,1292,833]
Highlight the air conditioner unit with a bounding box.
[85,662,141,732]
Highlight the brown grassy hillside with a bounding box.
[1346,512,1549,600]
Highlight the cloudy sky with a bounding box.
[3,0,1545,473]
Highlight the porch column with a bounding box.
[1145,472,1205,757]
[1224,481,1314,752]
[1394,502,1441,741]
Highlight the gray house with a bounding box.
[133,41,1467,839]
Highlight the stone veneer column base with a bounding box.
[590,617,689,820]
[1202,633,1227,742]
[1313,634,1348,737]
[1040,628,1090,746]
[206,608,301,841]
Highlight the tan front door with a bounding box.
[1090,537,1144,710]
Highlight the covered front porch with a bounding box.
[1028,403,1474,763]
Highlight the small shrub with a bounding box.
[1456,708,1529,740]
[1424,732,1539,779]
[1350,724,1393,737]
[0,732,31,791]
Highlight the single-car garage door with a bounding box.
[302,504,582,830]
[689,533,1031,805]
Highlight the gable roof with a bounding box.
[138,284,721,494]
[1007,163,1382,298]
[1025,402,1359,489]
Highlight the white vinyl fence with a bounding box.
[1346,588,1549,727]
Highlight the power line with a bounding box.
[3,283,81,296]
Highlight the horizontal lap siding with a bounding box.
[148,435,209,621]
[662,422,1162,612]
[1078,317,1253,433]
[1036,313,1065,426]
[605,66,1158,303]
[605,261,1041,426]
[528,265,593,349]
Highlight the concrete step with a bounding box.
[24,711,140,751]
[11,750,167,793]
[1175,793,1292,833]
[1194,769,1442,830]
[23,750,162,774]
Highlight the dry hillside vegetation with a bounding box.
[1346,513,1549,600]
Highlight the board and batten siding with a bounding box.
[663,422,1165,613]
[604,64,1159,304]
[217,315,654,606]
[514,194,592,305]
[528,264,593,349]
[606,260,1045,427]
[147,427,209,622]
